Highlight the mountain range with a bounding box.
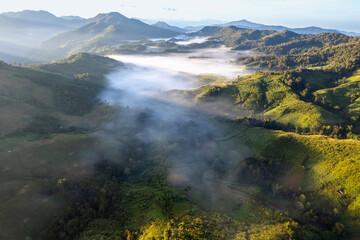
[0,10,86,46]
[36,12,360,61]
[0,10,359,63]
[0,10,86,62]
[152,19,359,36]
[36,12,179,61]
[217,19,359,36]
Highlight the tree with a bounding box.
[184,186,192,198]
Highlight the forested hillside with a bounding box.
[0,53,120,239]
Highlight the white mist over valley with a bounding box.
[94,43,255,210]
[106,46,255,98]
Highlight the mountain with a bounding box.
[2,10,85,28]
[191,25,354,57]
[219,19,359,36]
[220,19,287,31]
[140,18,226,28]
[61,15,86,21]
[140,19,227,32]
[152,21,187,33]
[38,12,179,61]
[182,25,206,32]
[0,10,86,63]
[142,18,359,36]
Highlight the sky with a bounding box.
[2,0,360,32]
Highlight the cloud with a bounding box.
[163,7,177,11]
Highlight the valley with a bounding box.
[0,8,359,240]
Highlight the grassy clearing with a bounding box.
[197,74,228,85]
[315,70,360,116]
[347,97,360,116]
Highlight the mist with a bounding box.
[175,36,209,45]
[108,46,254,85]
[94,44,255,210]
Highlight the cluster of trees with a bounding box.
[42,130,156,239]
[42,160,127,239]
[235,155,347,238]
[202,26,356,55]
[25,54,118,116]
[238,41,360,75]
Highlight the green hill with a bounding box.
[181,71,337,130]
[0,53,119,136]
[315,69,360,117]
[36,52,121,78]
[238,41,360,74]
[245,127,360,233]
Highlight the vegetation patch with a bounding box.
[245,127,360,233]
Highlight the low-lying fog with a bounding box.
[107,46,254,93]
[175,36,209,45]
[96,43,254,210]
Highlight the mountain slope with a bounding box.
[0,53,119,135]
[178,71,337,130]
[0,10,86,63]
[245,127,360,234]
[193,26,354,56]
[39,12,179,61]
[0,53,120,240]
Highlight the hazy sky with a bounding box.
[2,0,360,32]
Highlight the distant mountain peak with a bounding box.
[153,21,172,28]
[108,12,126,17]
[5,9,52,14]
[2,10,57,20]
[155,21,169,26]
[95,12,127,20]
[218,19,358,36]
[152,21,186,33]
[0,10,86,28]
[88,12,129,26]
